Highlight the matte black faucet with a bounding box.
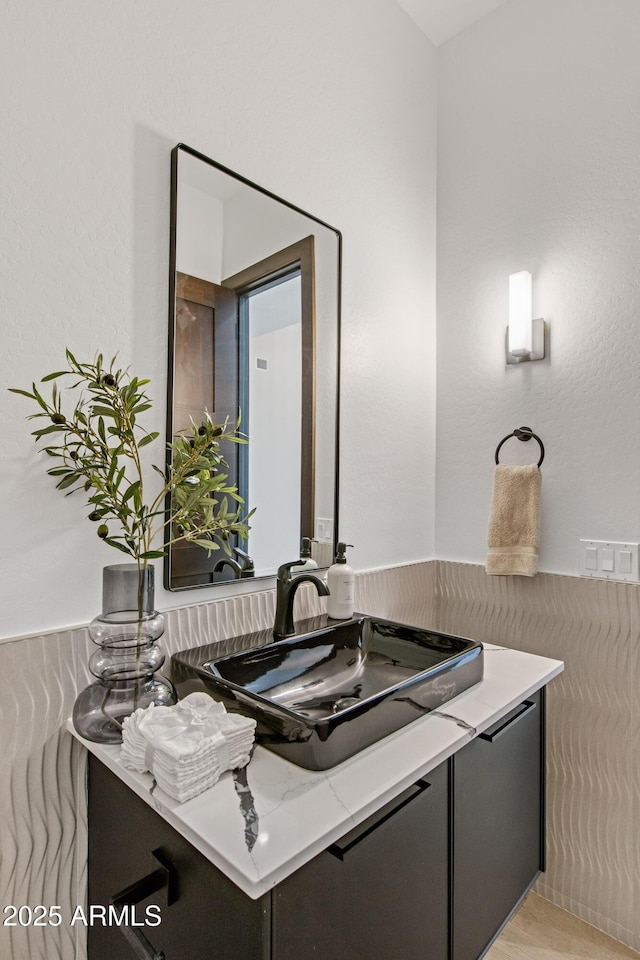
[233,547,255,578]
[213,556,243,579]
[273,560,330,640]
[213,548,255,580]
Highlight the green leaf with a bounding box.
[56,474,79,490]
[40,371,68,382]
[137,432,159,448]
[8,388,36,399]
[90,406,117,418]
[104,538,135,556]
[122,480,140,504]
[144,507,166,521]
[30,383,49,412]
[192,538,221,554]
[31,424,66,438]
[139,550,166,560]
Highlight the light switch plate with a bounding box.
[579,540,640,581]
[316,517,334,541]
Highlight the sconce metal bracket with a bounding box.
[506,317,546,364]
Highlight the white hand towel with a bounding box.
[486,464,541,577]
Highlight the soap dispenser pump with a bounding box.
[291,537,318,573]
[326,542,355,620]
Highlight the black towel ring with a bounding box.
[495,426,545,467]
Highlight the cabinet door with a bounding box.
[273,759,448,960]
[88,757,266,960]
[452,689,544,960]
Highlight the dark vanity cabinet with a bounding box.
[451,688,545,960]
[86,691,545,960]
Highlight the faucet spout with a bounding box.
[273,560,330,640]
[213,556,243,579]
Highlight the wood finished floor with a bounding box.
[484,893,639,960]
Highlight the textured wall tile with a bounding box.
[0,633,87,960]
[434,562,640,951]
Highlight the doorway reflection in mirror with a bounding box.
[166,145,340,591]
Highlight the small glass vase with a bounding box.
[72,563,177,743]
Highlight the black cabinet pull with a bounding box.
[327,779,431,860]
[479,700,536,742]
[111,847,177,960]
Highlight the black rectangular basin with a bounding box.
[171,615,483,770]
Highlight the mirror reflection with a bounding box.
[165,144,341,590]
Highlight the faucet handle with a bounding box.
[233,547,255,575]
[277,560,305,582]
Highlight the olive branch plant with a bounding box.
[9,349,253,588]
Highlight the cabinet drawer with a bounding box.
[273,760,449,960]
[88,757,265,960]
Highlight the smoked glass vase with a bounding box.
[72,563,177,743]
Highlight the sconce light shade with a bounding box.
[506,270,546,364]
[508,271,532,356]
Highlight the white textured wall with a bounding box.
[1,0,437,641]
[175,182,224,283]
[248,289,302,571]
[436,0,640,574]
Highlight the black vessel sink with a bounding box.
[171,615,483,770]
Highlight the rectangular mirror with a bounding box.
[165,144,341,590]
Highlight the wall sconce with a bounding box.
[506,270,546,364]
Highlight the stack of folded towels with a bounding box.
[121,692,256,803]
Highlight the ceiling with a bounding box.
[395,0,509,46]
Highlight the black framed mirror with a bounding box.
[165,144,341,590]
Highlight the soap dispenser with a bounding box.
[326,542,355,619]
[291,537,318,573]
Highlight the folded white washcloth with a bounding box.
[153,760,223,803]
[121,693,256,802]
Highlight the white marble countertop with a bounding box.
[68,643,563,900]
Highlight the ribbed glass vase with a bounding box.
[72,563,176,743]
